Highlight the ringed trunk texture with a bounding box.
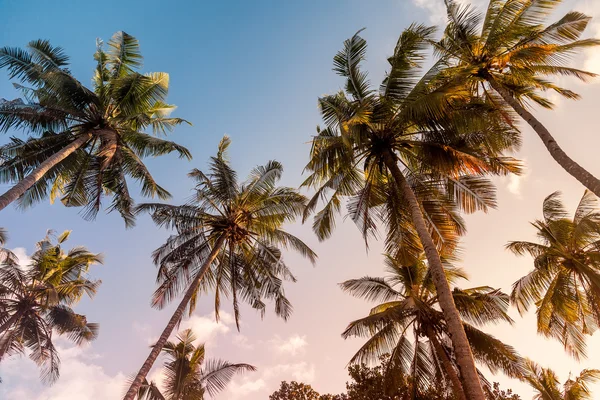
[428,329,467,400]
[382,152,485,400]
[122,236,225,400]
[0,134,91,212]
[488,77,600,198]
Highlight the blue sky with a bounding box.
[2,0,600,399]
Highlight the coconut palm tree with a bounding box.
[508,190,600,359]
[137,329,255,400]
[302,27,521,400]
[341,254,523,400]
[124,136,316,399]
[0,32,191,225]
[522,359,600,400]
[0,228,17,266]
[0,230,101,383]
[435,0,600,196]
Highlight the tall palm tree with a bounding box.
[435,0,600,196]
[341,254,523,400]
[508,190,600,359]
[0,32,191,225]
[124,136,316,399]
[522,359,600,400]
[0,230,101,382]
[137,329,255,400]
[302,27,521,400]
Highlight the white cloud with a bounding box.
[232,334,255,350]
[0,343,126,400]
[265,362,316,382]
[179,312,232,347]
[411,0,447,24]
[271,334,308,356]
[227,377,267,398]
[10,247,31,269]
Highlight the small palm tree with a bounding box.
[341,254,523,400]
[0,230,101,382]
[0,32,191,225]
[303,27,521,400]
[124,136,316,399]
[436,0,600,196]
[508,191,600,359]
[522,359,600,400]
[137,329,255,400]
[0,228,17,265]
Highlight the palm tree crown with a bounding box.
[0,32,191,224]
[523,359,600,400]
[303,26,522,253]
[0,228,17,266]
[139,136,316,326]
[138,329,255,400]
[435,0,600,196]
[508,190,600,359]
[341,254,523,397]
[0,230,101,382]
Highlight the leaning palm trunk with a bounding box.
[0,133,91,211]
[123,236,225,400]
[382,152,485,400]
[427,329,467,400]
[487,78,600,198]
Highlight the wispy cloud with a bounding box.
[270,334,308,356]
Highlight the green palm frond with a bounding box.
[0,231,100,384]
[0,32,190,224]
[509,190,600,359]
[137,137,315,329]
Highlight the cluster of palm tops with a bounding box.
[1,1,600,399]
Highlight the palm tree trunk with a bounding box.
[427,329,467,400]
[0,134,91,212]
[122,236,225,400]
[487,77,600,198]
[382,151,486,400]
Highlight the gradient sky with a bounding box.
[1,0,600,399]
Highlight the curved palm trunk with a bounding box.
[0,134,91,212]
[427,329,467,400]
[487,77,600,198]
[123,236,225,400]
[382,152,486,400]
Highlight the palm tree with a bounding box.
[341,254,523,400]
[302,27,521,400]
[508,190,600,359]
[0,228,17,266]
[137,329,255,400]
[435,0,600,196]
[522,359,600,400]
[0,230,101,382]
[0,32,191,225]
[124,136,316,399]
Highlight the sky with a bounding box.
[1,0,600,399]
